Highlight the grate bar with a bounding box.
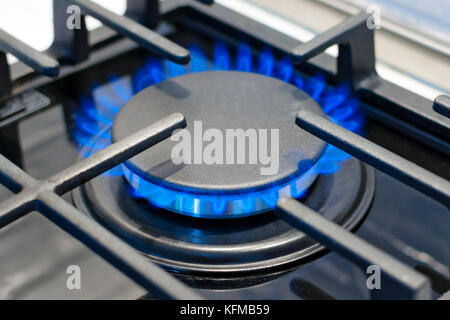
[50,113,186,195]
[276,197,431,299]
[291,11,375,88]
[0,29,60,78]
[0,191,35,228]
[0,114,201,299]
[433,95,450,118]
[72,0,190,64]
[296,110,450,207]
[125,0,159,28]
[0,113,186,227]
[38,192,202,300]
[0,154,37,190]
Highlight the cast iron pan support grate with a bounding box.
[276,109,450,299]
[276,13,450,298]
[291,11,376,90]
[0,29,60,167]
[0,113,203,300]
[49,0,209,64]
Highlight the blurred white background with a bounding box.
[0,0,448,93]
[0,0,127,63]
[1,0,449,63]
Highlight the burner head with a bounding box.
[112,71,327,218]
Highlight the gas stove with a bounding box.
[0,0,449,301]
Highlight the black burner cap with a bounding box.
[112,71,326,195]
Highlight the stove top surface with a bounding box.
[0,0,448,301]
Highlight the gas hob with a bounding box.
[0,0,449,300]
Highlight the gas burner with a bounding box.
[71,42,374,285]
[72,43,365,219]
[113,71,326,218]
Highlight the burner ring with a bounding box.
[112,71,328,217]
[72,158,375,285]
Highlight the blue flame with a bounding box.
[237,43,252,72]
[214,42,231,70]
[258,48,275,76]
[72,42,365,218]
[122,163,317,217]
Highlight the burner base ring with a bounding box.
[72,158,374,287]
